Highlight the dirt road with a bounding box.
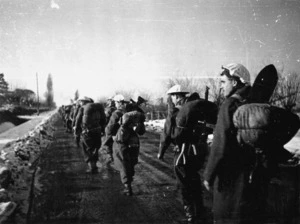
[28,118,212,224]
[27,116,300,224]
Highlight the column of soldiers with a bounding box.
[157,63,297,224]
[59,94,147,195]
[58,62,298,224]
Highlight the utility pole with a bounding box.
[205,86,210,101]
[36,73,40,116]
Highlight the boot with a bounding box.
[123,183,133,196]
[184,205,195,223]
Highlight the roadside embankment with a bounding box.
[0,110,59,223]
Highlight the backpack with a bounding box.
[233,64,300,150]
[82,103,106,130]
[64,105,72,115]
[105,106,116,125]
[174,98,218,145]
[115,111,145,145]
[122,111,146,135]
[233,103,300,148]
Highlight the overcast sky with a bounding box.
[1,0,300,105]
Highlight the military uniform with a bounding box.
[104,100,116,126]
[158,95,176,156]
[72,103,82,146]
[102,108,125,162]
[64,105,73,133]
[158,88,207,222]
[114,111,146,196]
[203,63,276,223]
[75,102,105,173]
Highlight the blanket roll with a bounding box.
[233,103,300,148]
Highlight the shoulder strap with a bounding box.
[231,94,248,104]
[231,94,243,101]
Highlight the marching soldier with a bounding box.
[102,94,127,164]
[114,110,146,196]
[157,84,208,223]
[104,97,116,126]
[72,100,83,147]
[63,104,73,133]
[74,97,105,174]
[203,63,253,223]
[127,96,147,113]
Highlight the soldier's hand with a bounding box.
[203,180,210,191]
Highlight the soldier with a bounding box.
[104,97,116,126]
[58,105,65,119]
[69,102,76,129]
[74,97,105,174]
[157,94,176,159]
[63,104,73,133]
[113,96,146,196]
[203,63,254,223]
[157,84,207,223]
[72,100,83,147]
[127,96,147,113]
[114,110,146,196]
[136,96,147,107]
[102,94,127,164]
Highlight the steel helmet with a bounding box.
[78,96,94,103]
[113,94,125,102]
[166,84,189,95]
[222,63,251,84]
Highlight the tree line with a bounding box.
[163,68,300,113]
[67,66,300,122]
[0,73,55,109]
[2,64,299,114]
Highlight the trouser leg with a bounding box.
[174,164,195,222]
[66,119,72,132]
[81,132,101,173]
[115,143,131,184]
[102,134,114,162]
[174,153,204,222]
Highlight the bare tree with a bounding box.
[204,77,225,108]
[0,73,9,105]
[8,88,35,106]
[0,73,9,95]
[270,71,300,111]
